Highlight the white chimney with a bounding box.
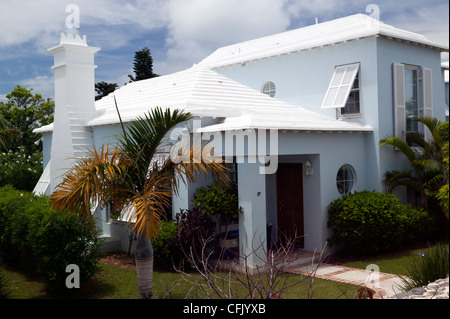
[48,33,100,193]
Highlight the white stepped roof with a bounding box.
[89,66,371,132]
[198,14,449,69]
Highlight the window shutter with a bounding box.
[393,63,406,142]
[321,63,360,109]
[422,68,433,142]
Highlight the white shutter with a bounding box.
[393,63,406,142]
[321,63,360,109]
[422,68,433,142]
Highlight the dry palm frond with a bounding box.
[127,173,172,239]
[50,145,132,218]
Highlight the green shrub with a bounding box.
[37,212,102,292]
[174,208,216,267]
[192,182,242,237]
[400,243,449,291]
[0,186,102,291]
[327,190,436,255]
[151,220,180,270]
[0,148,43,191]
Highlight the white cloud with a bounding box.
[20,75,54,99]
[161,0,297,73]
[0,0,448,94]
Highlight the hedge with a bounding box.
[0,185,103,291]
[327,190,437,256]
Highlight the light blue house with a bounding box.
[34,14,448,267]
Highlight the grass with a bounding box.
[0,260,358,299]
[2,242,447,299]
[336,242,448,276]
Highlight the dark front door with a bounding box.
[276,163,304,247]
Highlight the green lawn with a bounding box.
[2,243,445,299]
[1,261,358,299]
[337,243,448,276]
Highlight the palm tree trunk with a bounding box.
[135,234,154,299]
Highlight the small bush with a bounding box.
[174,208,216,266]
[37,212,102,292]
[400,243,449,291]
[327,190,436,255]
[151,220,180,270]
[0,186,102,292]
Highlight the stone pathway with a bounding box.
[285,257,449,299]
[286,262,405,298]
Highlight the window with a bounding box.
[405,67,419,135]
[340,71,360,116]
[262,81,276,97]
[336,164,356,195]
[393,63,433,144]
[322,62,360,109]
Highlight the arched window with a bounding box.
[261,81,276,98]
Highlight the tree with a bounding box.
[379,117,448,220]
[50,106,229,299]
[128,47,158,82]
[95,81,118,100]
[0,85,54,154]
[0,115,20,151]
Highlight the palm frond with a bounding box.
[382,169,420,193]
[50,146,132,218]
[127,173,172,238]
[379,136,416,161]
[115,107,193,188]
[163,139,231,196]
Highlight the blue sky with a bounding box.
[0,0,448,102]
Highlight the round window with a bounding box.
[262,81,276,97]
[336,164,356,195]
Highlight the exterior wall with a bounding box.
[213,36,378,123]
[376,37,446,201]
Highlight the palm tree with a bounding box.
[50,106,229,298]
[379,116,447,211]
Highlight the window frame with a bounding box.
[404,64,420,136]
[261,81,276,98]
[321,62,360,110]
[338,70,362,118]
[336,164,356,195]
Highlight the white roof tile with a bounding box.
[89,66,370,132]
[198,14,449,69]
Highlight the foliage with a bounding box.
[400,243,449,291]
[51,107,229,239]
[174,208,216,266]
[128,47,158,82]
[436,139,449,218]
[151,220,180,270]
[0,85,54,154]
[0,186,102,291]
[95,81,118,100]
[192,181,242,237]
[327,190,436,256]
[379,117,448,219]
[0,147,43,191]
[0,114,21,151]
